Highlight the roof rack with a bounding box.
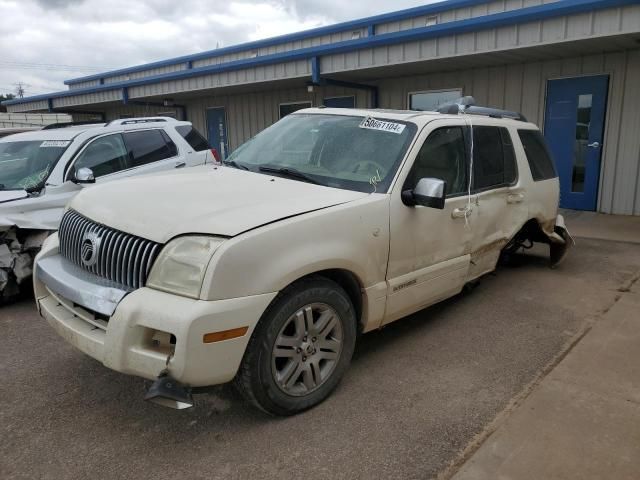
[105,116,178,126]
[42,121,106,130]
[436,96,528,122]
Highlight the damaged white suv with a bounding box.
[33,103,572,415]
[0,117,213,299]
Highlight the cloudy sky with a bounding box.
[0,0,435,98]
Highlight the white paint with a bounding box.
[0,190,28,204]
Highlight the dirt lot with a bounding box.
[2,239,639,480]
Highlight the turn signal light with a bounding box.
[203,326,249,344]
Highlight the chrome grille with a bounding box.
[58,209,161,290]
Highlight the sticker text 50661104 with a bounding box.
[359,117,406,135]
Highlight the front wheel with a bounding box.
[234,276,357,416]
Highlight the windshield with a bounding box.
[225,114,417,192]
[0,140,69,191]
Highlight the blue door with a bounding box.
[544,75,608,211]
[323,96,355,108]
[206,107,229,160]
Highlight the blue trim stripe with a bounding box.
[63,0,487,85]
[4,0,635,106]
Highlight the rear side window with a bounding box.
[472,126,517,190]
[176,125,210,152]
[518,129,557,181]
[123,130,177,167]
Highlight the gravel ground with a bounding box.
[2,239,639,480]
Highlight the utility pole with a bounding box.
[14,82,26,98]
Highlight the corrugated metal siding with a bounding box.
[180,85,369,151]
[321,5,639,74]
[68,79,101,90]
[102,104,181,120]
[374,0,560,34]
[73,0,569,87]
[105,63,188,84]
[375,49,640,215]
[52,89,121,108]
[192,29,368,69]
[128,60,311,99]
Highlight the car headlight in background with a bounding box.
[147,236,225,299]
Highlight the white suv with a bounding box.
[0,117,213,299]
[33,103,572,415]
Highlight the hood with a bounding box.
[70,166,369,243]
[0,190,28,204]
[0,182,81,231]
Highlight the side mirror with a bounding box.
[74,167,95,184]
[402,177,446,209]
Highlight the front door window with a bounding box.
[73,134,128,178]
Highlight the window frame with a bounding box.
[407,88,463,112]
[402,125,470,199]
[122,128,179,169]
[466,125,519,194]
[279,101,312,119]
[65,132,130,181]
[322,96,356,108]
[516,128,558,182]
[175,125,210,152]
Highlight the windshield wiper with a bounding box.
[258,166,321,185]
[223,160,250,171]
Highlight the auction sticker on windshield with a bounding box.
[40,141,70,148]
[359,117,406,134]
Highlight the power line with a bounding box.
[0,61,116,73]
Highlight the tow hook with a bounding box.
[144,369,193,410]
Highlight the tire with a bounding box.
[234,276,357,416]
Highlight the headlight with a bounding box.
[147,236,225,299]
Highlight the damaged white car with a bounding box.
[34,102,572,415]
[0,117,213,300]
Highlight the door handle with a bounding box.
[452,206,472,219]
[587,142,600,149]
[175,161,186,169]
[507,193,525,204]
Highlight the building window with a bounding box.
[279,101,312,118]
[351,31,362,40]
[323,96,356,108]
[408,89,462,111]
[426,16,438,27]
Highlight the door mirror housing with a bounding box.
[73,167,95,184]
[402,177,446,209]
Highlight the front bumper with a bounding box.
[35,251,277,387]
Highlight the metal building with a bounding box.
[3,0,640,214]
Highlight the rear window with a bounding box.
[518,130,557,181]
[176,125,209,152]
[123,130,177,167]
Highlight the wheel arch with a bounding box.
[262,268,365,334]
